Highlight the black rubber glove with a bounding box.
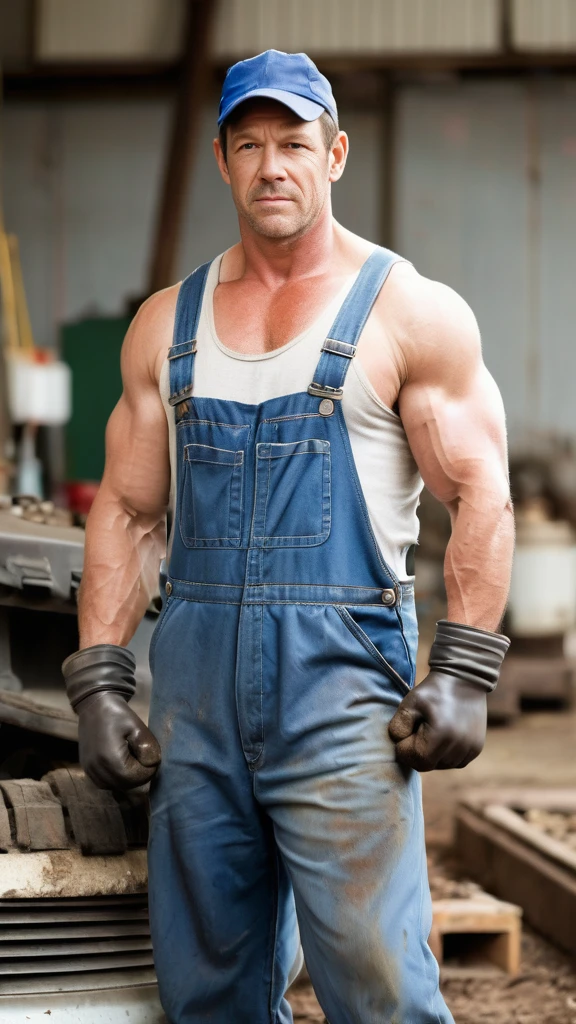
[388,620,510,772]
[62,645,161,790]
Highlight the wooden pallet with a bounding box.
[429,895,522,976]
[456,788,576,958]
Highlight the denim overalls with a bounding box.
[148,248,453,1024]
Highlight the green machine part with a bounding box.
[62,316,130,482]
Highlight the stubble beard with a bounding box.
[242,205,310,239]
[236,185,327,241]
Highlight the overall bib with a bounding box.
[148,248,453,1024]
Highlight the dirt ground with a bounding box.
[287,703,576,1024]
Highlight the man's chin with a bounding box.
[257,223,302,239]
[249,215,305,239]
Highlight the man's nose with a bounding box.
[258,144,287,181]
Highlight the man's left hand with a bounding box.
[388,671,487,771]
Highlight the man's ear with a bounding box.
[329,131,349,183]
[213,137,231,185]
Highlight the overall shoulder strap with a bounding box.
[308,247,403,401]
[168,261,212,408]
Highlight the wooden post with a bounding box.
[146,0,217,296]
[379,73,396,250]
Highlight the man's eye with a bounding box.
[241,143,255,150]
[287,143,302,149]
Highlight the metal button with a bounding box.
[165,581,173,596]
[381,589,396,606]
[319,399,334,416]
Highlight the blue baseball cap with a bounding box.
[218,49,338,128]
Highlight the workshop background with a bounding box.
[1,3,576,1023]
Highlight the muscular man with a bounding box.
[63,51,513,1024]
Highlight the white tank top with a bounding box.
[160,254,423,579]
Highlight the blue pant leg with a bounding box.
[256,603,453,1024]
[148,599,300,1024]
[263,764,450,1024]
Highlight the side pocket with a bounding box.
[335,605,411,694]
[148,597,177,676]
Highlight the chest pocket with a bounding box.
[178,422,250,548]
[253,438,331,547]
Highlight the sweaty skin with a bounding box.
[78,99,513,772]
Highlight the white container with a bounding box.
[7,354,71,426]
[508,519,576,636]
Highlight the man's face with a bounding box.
[214,100,345,241]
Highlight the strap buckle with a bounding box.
[307,382,344,400]
[168,339,197,360]
[321,338,356,358]
[168,386,192,407]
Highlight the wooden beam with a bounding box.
[3,65,181,101]
[147,0,217,296]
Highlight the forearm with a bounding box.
[78,485,166,649]
[444,490,514,631]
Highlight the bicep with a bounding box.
[102,390,170,517]
[400,367,508,508]
[397,293,509,509]
[98,303,172,519]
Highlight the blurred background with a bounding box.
[1,3,576,1023]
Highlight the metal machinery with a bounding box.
[0,507,164,1023]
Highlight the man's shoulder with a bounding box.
[380,260,474,328]
[377,261,481,370]
[134,283,181,333]
[123,284,181,386]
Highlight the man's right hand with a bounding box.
[76,691,161,790]
[62,644,161,791]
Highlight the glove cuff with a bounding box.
[429,619,510,693]
[62,644,136,711]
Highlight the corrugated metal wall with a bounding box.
[213,0,501,56]
[35,0,501,61]
[31,0,576,62]
[535,81,576,431]
[512,0,576,50]
[34,0,576,62]
[395,79,576,439]
[36,0,186,61]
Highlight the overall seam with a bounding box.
[263,455,273,543]
[163,595,396,607]
[258,602,264,760]
[267,842,281,1023]
[395,605,416,688]
[190,463,197,539]
[177,418,252,431]
[260,449,326,460]
[262,412,326,423]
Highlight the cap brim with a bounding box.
[218,88,325,127]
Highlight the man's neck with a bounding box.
[232,208,345,288]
